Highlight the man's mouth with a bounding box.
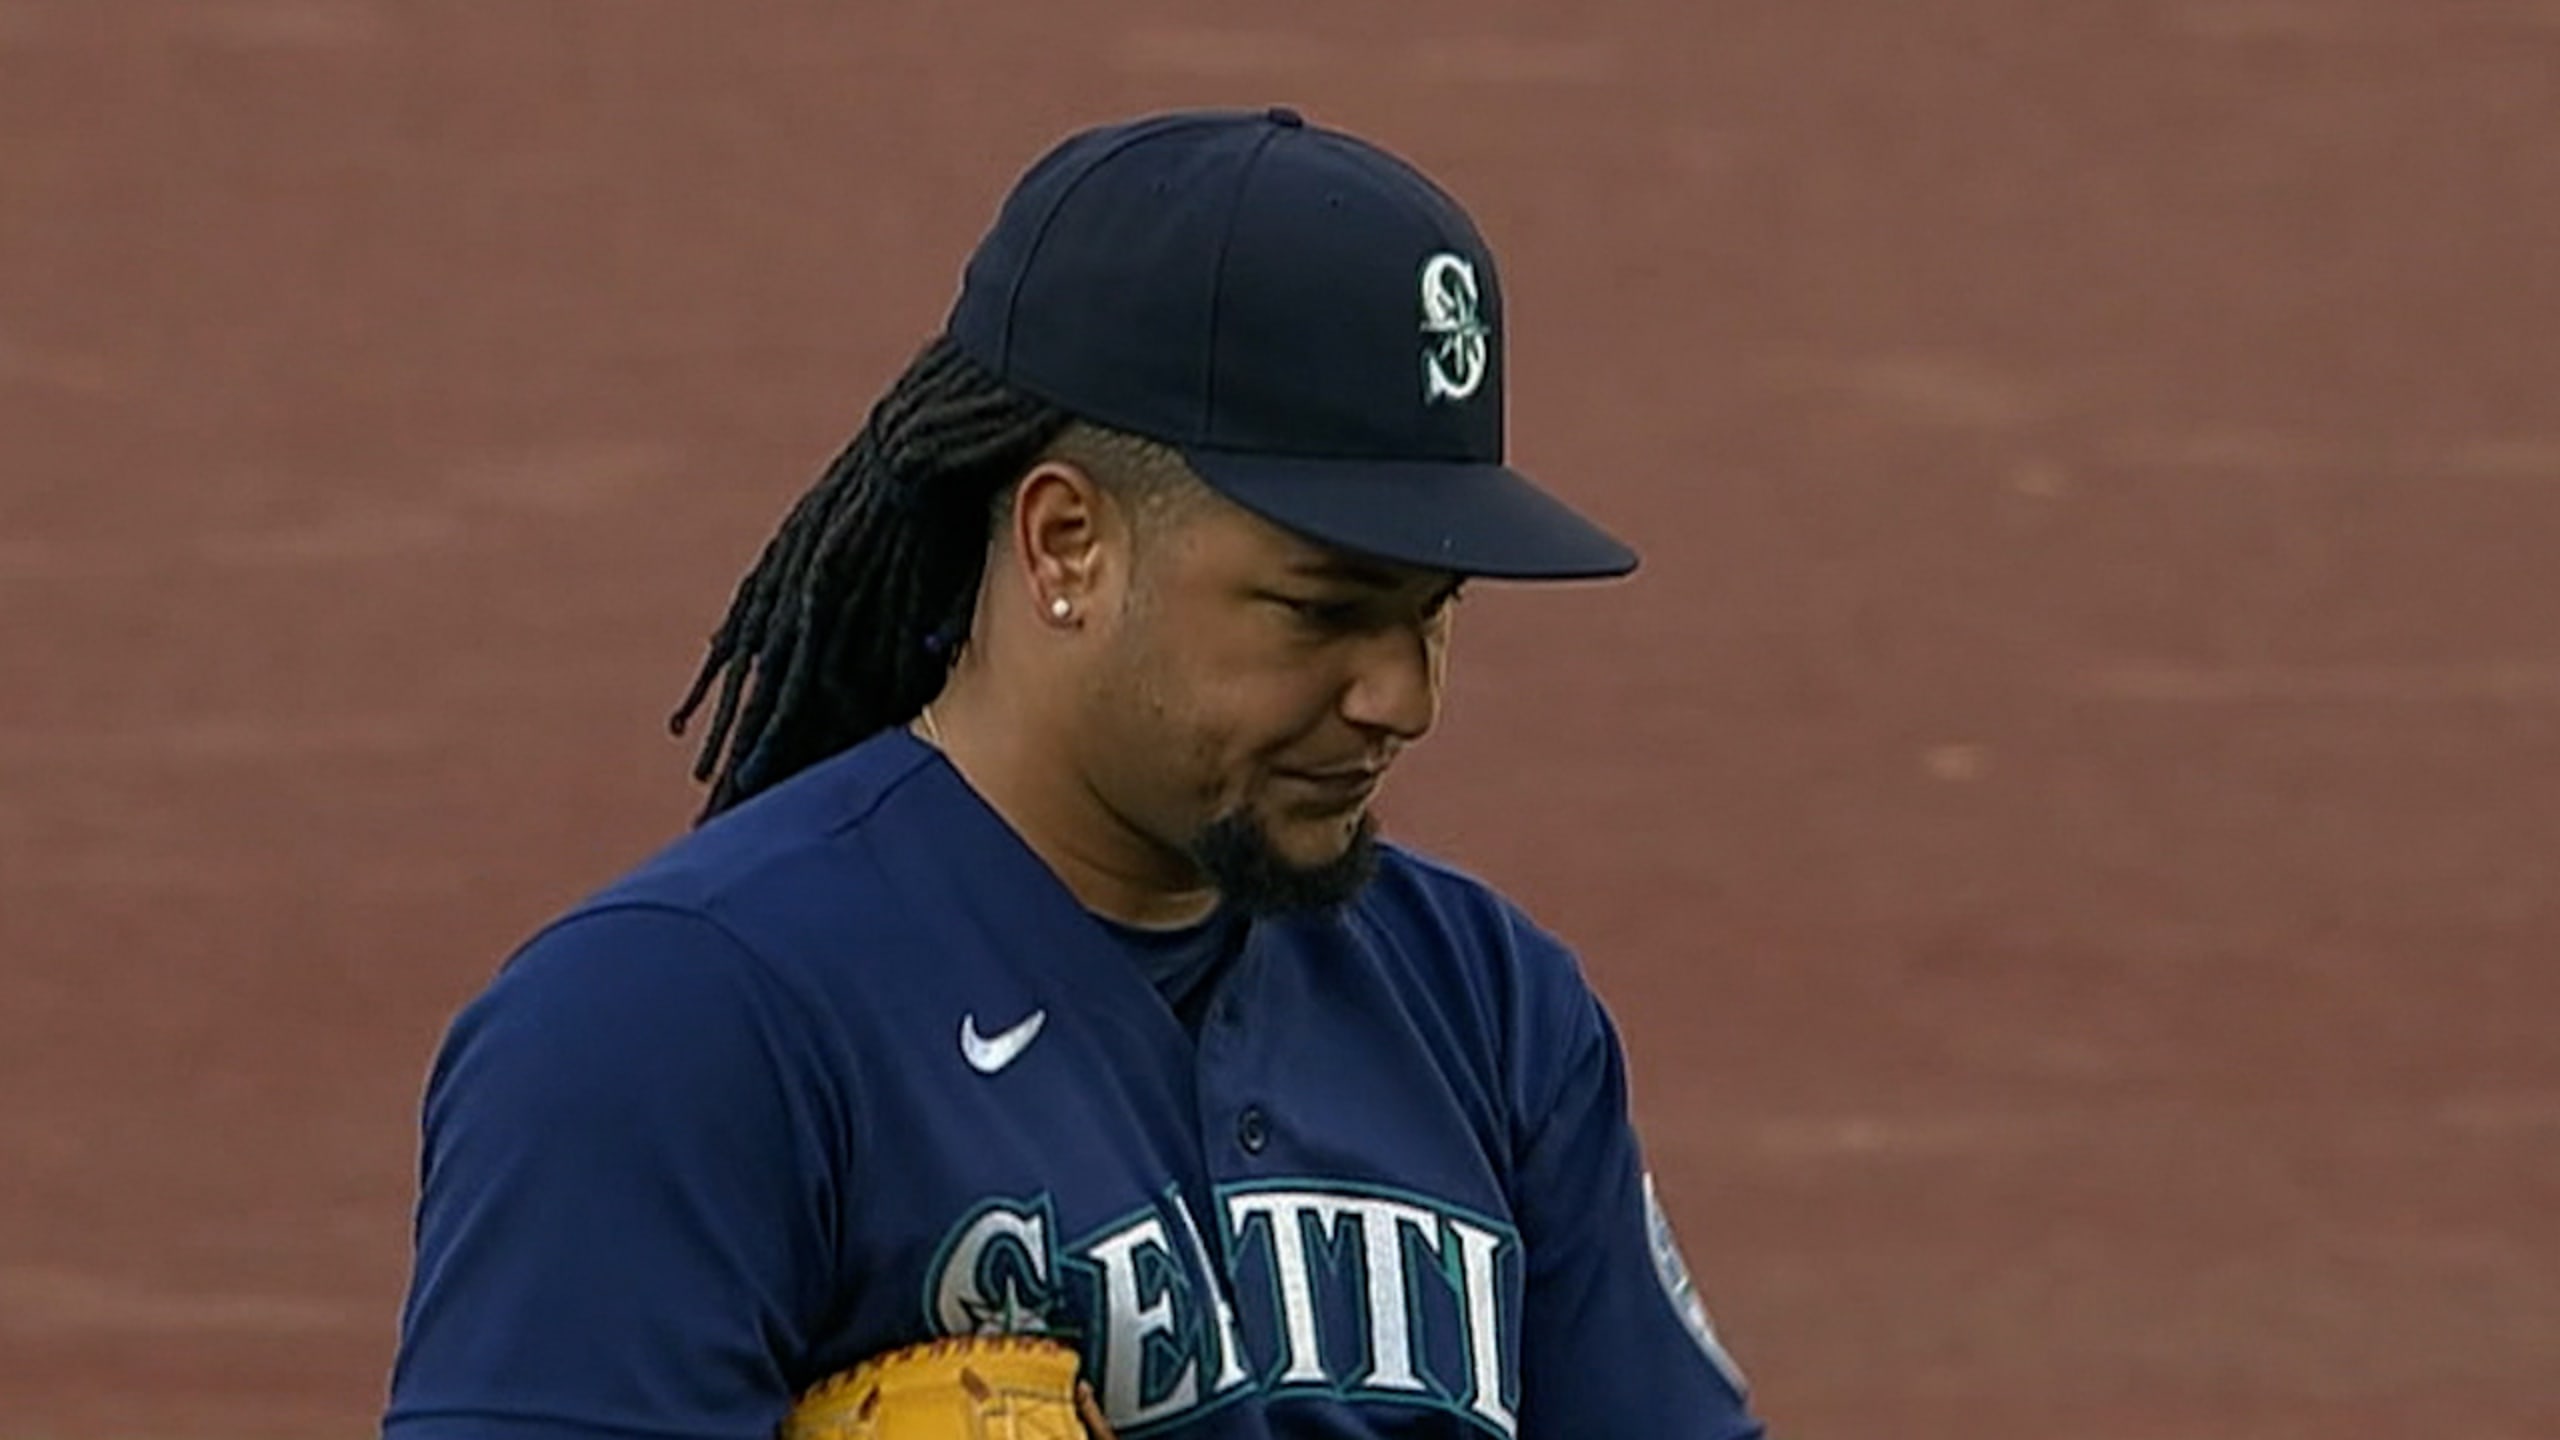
[1274,764,1386,801]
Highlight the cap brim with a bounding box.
[1178,449,1639,580]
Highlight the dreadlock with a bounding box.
[668,336,1072,819]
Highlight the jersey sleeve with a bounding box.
[1508,931,1766,1440]
[383,903,847,1440]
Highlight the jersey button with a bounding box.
[1236,1106,1269,1155]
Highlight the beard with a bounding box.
[1187,807,1382,918]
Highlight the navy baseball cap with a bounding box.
[944,107,1638,580]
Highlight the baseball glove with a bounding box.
[780,1335,1113,1440]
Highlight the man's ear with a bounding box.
[1009,459,1115,627]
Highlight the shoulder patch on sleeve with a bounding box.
[1643,1171,1749,1394]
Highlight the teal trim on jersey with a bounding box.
[918,1193,1067,1339]
[1212,1177,1524,1438]
[1214,1175,1521,1244]
[1058,1190,1259,1437]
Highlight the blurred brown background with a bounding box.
[3,2,2555,1435]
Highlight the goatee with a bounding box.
[1188,810,1381,918]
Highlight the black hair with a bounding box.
[667,336,1072,819]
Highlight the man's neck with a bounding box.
[916,686,1218,929]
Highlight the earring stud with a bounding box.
[1049,597,1073,621]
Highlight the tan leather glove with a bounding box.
[780,1335,1114,1439]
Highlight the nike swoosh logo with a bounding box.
[959,1009,1047,1075]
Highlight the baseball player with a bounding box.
[384,107,1765,1439]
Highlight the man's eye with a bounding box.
[1278,596,1366,629]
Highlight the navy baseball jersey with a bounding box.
[385,729,1761,1439]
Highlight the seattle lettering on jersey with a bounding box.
[927,1181,1523,1435]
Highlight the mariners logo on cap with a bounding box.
[1419,252,1491,403]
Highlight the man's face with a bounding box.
[1077,492,1462,914]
